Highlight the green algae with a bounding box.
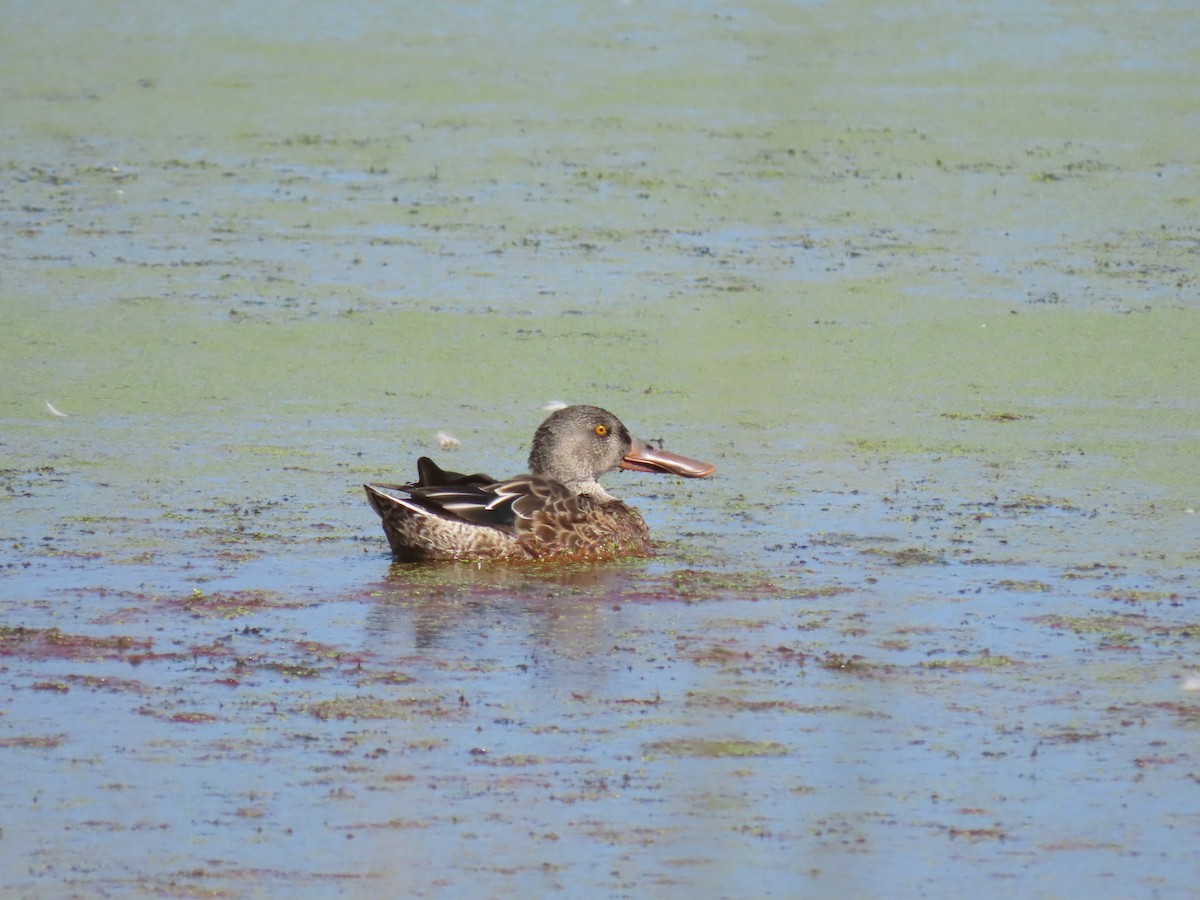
[306,696,451,722]
[920,654,1018,672]
[684,693,842,716]
[1103,589,1185,606]
[993,580,1055,593]
[642,739,790,761]
[0,734,68,749]
[940,412,1034,422]
[471,754,548,768]
[1032,614,1145,640]
[861,547,948,567]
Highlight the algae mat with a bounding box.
[2,0,1199,897]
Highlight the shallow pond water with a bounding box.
[3,0,1199,897]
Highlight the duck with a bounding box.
[363,405,716,561]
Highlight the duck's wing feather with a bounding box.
[401,474,570,532]
[415,456,496,488]
[364,457,499,509]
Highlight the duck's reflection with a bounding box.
[362,557,655,662]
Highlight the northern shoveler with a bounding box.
[363,405,716,561]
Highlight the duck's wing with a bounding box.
[415,456,496,488]
[399,473,570,532]
[365,456,496,495]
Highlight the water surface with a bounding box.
[2,0,1199,896]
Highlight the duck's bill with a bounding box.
[620,437,717,478]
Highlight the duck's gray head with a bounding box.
[528,405,716,496]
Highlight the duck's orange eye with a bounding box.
[594,424,608,437]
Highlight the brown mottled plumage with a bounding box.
[363,405,716,562]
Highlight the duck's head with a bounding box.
[528,405,716,495]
